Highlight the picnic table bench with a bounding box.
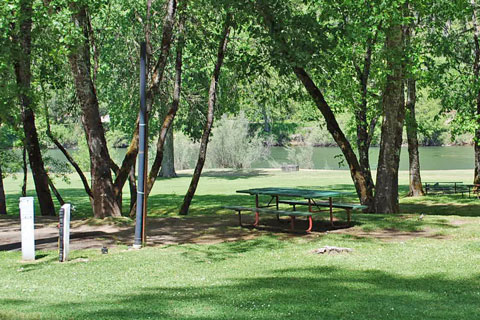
[466,184,480,198]
[223,206,317,231]
[278,200,367,223]
[424,182,465,196]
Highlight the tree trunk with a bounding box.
[128,164,137,215]
[145,12,185,196]
[13,0,55,216]
[179,13,231,215]
[472,0,480,186]
[69,5,121,218]
[374,17,405,213]
[159,127,177,177]
[406,78,424,196]
[47,175,65,206]
[0,164,6,215]
[293,67,374,210]
[22,145,27,197]
[354,31,379,203]
[261,105,271,132]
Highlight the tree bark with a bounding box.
[13,0,55,216]
[159,127,177,177]
[293,67,374,210]
[128,164,137,214]
[0,164,6,215]
[179,13,231,215]
[69,5,121,218]
[22,145,27,197]
[374,16,406,213]
[405,78,424,196]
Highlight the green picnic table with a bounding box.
[229,187,349,231]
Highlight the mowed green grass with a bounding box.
[1,169,480,319]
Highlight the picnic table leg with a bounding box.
[237,210,243,227]
[290,215,296,230]
[306,216,313,232]
[329,197,334,226]
[254,194,260,227]
[276,196,280,222]
[346,209,351,224]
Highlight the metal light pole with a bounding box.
[133,42,147,249]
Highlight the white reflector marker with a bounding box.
[59,204,71,262]
[19,197,35,261]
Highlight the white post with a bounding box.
[19,197,35,261]
[59,204,71,262]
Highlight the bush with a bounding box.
[207,113,270,169]
[174,133,198,170]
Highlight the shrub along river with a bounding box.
[47,145,474,171]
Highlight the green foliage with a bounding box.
[424,1,479,140]
[207,113,270,169]
[106,129,130,148]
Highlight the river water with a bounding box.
[253,146,474,170]
[47,146,474,171]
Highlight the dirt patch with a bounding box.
[450,219,471,226]
[0,214,448,251]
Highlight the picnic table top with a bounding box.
[424,181,463,184]
[236,187,342,198]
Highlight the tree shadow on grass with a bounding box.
[175,236,286,263]
[10,266,478,319]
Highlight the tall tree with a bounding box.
[374,6,406,213]
[472,0,480,187]
[0,163,6,215]
[352,25,381,204]
[11,0,55,216]
[144,6,185,200]
[180,12,232,215]
[405,77,424,196]
[425,0,479,187]
[404,4,424,197]
[255,1,376,209]
[68,4,121,218]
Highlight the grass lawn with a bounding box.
[1,169,480,319]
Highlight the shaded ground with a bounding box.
[0,212,453,252]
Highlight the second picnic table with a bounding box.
[236,187,342,231]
